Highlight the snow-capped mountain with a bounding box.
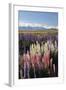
[18,22,58,30]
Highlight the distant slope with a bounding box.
[19,26,48,31]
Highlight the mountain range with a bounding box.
[19,23,58,30]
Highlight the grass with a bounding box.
[18,29,58,36]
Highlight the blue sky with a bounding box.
[18,10,58,27]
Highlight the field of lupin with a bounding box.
[19,29,58,79]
